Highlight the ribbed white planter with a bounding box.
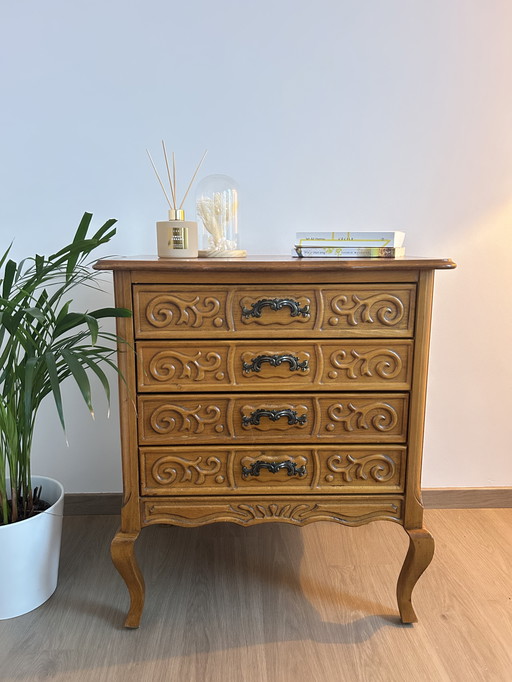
[0,476,64,620]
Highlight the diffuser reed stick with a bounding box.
[147,143,207,213]
[146,149,173,208]
[179,149,208,209]
[162,142,176,208]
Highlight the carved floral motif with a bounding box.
[326,401,398,432]
[146,294,222,328]
[328,293,405,327]
[232,502,315,521]
[326,452,396,483]
[329,348,402,380]
[143,499,402,526]
[150,404,222,434]
[148,350,223,382]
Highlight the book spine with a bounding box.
[297,239,400,248]
[294,246,405,258]
[296,231,405,247]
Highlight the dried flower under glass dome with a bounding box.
[196,174,246,257]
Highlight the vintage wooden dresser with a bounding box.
[94,255,455,628]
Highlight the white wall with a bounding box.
[1,0,511,492]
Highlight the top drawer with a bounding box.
[133,284,416,339]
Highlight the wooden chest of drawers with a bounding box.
[94,255,455,627]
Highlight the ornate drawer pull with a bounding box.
[242,354,309,373]
[241,298,310,319]
[241,460,307,478]
[242,408,307,427]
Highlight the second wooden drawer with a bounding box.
[137,339,413,392]
[138,393,409,444]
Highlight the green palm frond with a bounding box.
[0,212,131,524]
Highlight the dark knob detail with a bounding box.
[241,460,307,478]
[242,354,309,373]
[241,298,310,319]
[242,408,307,427]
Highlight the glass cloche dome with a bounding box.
[196,174,246,257]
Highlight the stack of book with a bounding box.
[293,231,406,258]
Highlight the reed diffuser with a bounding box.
[147,142,207,258]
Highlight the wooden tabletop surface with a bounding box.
[94,254,456,272]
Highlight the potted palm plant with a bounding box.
[0,212,130,619]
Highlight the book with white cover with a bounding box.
[293,245,406,258]
[296,231,406,248]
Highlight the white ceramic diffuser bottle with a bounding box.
[147,142,207,259]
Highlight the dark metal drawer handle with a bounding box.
[241,298,310,319]
[241,460,307,478]
[242,408,307,427]
[242,354,309,373]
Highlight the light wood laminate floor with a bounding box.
[1,508,511,682]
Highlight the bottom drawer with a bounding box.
[140,444,406,495]
[142,495,404,527]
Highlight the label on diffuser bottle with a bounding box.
[157,221,198,258]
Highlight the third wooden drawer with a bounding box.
[140,444,406,495]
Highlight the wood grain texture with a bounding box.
[93,253,456,272]
[98,256,454,626]
[136,339,413,392]
[113,270,140,534]
[111,529,145,628]
[139,444,406,495]
[141,495,403,528]
[1,508,510,682]
[133,282,416,339]
[403,269,435,529]
[396,527,435,622]
[137,392,409,445]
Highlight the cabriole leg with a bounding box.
[396,527,435,623]
[111,528,145,628]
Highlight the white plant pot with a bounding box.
[0,475,64,620]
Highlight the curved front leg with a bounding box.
[396,527,435,623]
[111,528,145,628]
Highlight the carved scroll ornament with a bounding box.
[329,293,405,327]
[329,348,402,380]
[326,453,396,483]
[150,404,222,434]
[146,294,222,328]
[149,349,223,382]
[152,455,223,486]
[327,401,398,432]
